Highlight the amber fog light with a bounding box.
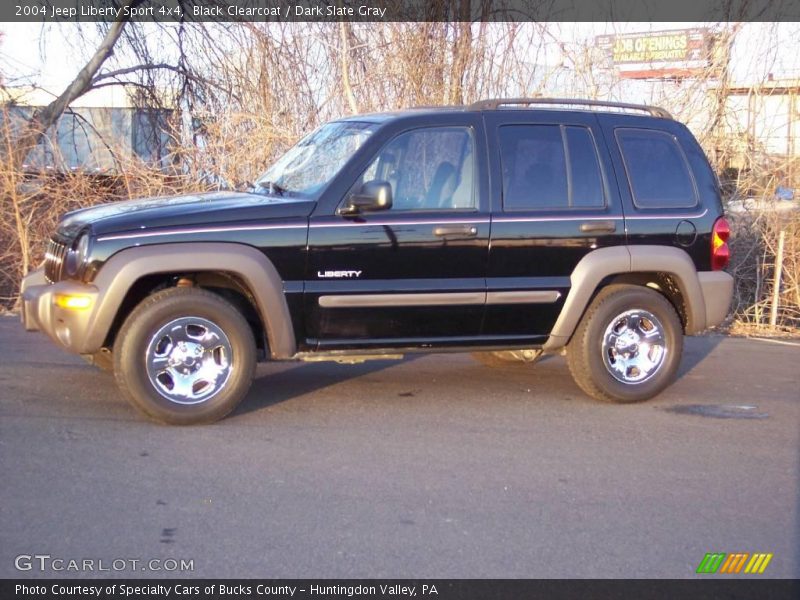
[54,294,93,310]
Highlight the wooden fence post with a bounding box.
[769,229,786,329]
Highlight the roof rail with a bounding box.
[468,98,673,120]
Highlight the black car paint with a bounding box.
[62,108,722,354]
[65,194,314,283]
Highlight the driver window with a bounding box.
[355,127,476,211]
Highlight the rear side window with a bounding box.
[616,129,697,209]
[498,125,604,210]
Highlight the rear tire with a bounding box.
[113,287,256,425]
[566,284,682,403]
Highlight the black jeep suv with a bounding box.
[21,98,733,424]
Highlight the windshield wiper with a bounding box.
[257,181,287,196]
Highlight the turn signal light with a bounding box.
[54,294,93,310]
[711,217,731,271]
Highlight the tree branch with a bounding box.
[11,0,143,170]
[91,63,177,86]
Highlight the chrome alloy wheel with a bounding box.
[601,309,667,384]
[145,316,233,405]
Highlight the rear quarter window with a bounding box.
[616,128,698,209]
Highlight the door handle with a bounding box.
[433,225,478,238]
[579,220,616,233]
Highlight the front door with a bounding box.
[304,121,490,350]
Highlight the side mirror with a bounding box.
[343,180,393,214]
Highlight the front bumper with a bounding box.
[20,268,100,354]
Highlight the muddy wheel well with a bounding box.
[103,271,268,357]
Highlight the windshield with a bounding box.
[256,121,376,198]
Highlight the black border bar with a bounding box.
[3,579,800,600]
[4,0,800,23]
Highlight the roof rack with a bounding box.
[468,98,673,120]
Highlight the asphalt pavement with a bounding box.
[0,315,797,578]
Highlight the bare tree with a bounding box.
[8,1,146,171]
[1,19,798,329]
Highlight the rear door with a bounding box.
[304,116,491,349]
[482,110,627,342]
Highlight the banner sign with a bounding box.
[596,28,713,79]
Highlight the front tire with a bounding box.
[113,287,256,425]
[566,284,683,403]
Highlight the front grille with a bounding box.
[44,237,69,283]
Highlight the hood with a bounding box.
[57,191,315,239]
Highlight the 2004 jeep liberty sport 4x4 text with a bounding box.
[21,98,734,424]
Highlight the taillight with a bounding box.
[711,217,731,270]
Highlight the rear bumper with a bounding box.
[20,268,100,354]
[697,271,734,329]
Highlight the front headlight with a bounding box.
[64,232,91,278]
